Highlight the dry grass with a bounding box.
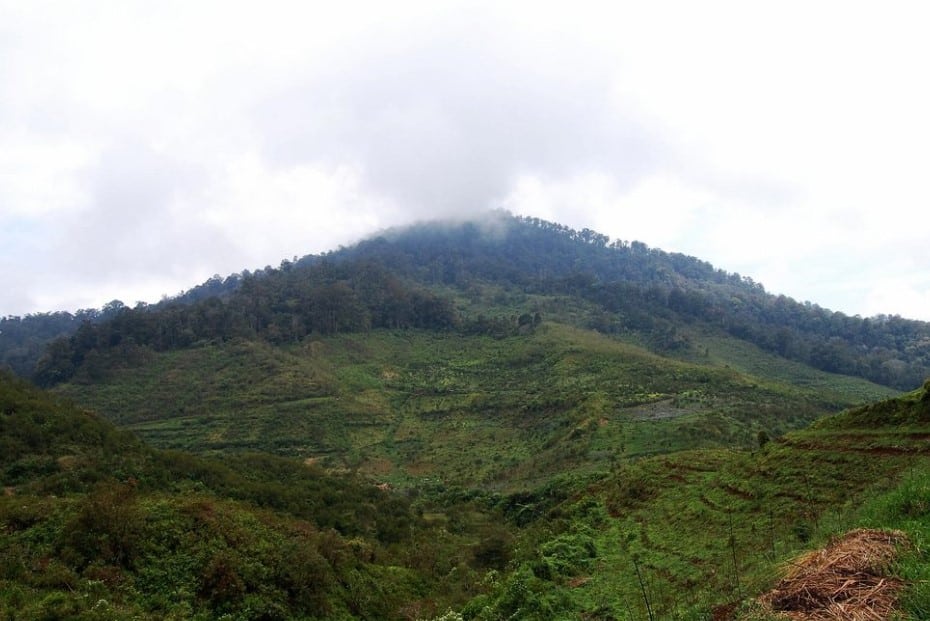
[759,528,909,620]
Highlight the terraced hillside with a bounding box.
[457,382,930,620]
[4,376,930,619]
[54,323,896,491]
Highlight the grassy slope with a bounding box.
[463,385,930,620]
[54,323,895,492]
[686,331,900,405]
[0,373,504,620]
[7,358,929,619]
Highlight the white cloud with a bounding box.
[204,154,395,266]
[1,0,929,320]
[865,278,930,320]
[503,173,708,251]
[0,133,93,217]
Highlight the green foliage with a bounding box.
[0,307,120,379]
[462,391,930,620]
[0,374,494,619]
[814,381,930,430]
[471,526,514,571]
[463,564,573,620]
[533,531,597,579]
[9,214,930,618]
[32,260,458,387]
[0,370,151,493]
[53,324,892,494]
[65,481,144,568]
[14,212,930,394]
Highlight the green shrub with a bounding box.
[534,531,597,578]
[471,527,513,571]
[64,482,143,568]
[464,563,572,621]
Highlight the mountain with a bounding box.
[4,212,930,617]
[330,213,930,389]
[2,212,920,487]
[9,212,930,391]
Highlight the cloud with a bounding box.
[865,278,930,320]
[1,1,930,321]
[203,154,393,266]
[252,8,672,218]
[53,140,224,275]
[0,2,678,315]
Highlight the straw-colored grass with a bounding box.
[759,529,909,620]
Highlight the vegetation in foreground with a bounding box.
[0,372,505,619]
[446,381,930,620]
[4,373,930,619]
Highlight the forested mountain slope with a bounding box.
[328,213,930,389]
[8,212,929,391]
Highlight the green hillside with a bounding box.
[53,323,895,491]
[451,382,930,620]
[10,214,930,392]
[0,372,504,619]
[4,372,930,619]
[5,214,930,619]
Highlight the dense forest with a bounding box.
[0,274,243,378]
[4,212,930,390]
[332,213,930,389]
[27,262,457,387]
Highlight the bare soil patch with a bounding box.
[624,398,698,421]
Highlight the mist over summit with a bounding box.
[5,213,929,392]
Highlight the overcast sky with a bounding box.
[2,1,929,320]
